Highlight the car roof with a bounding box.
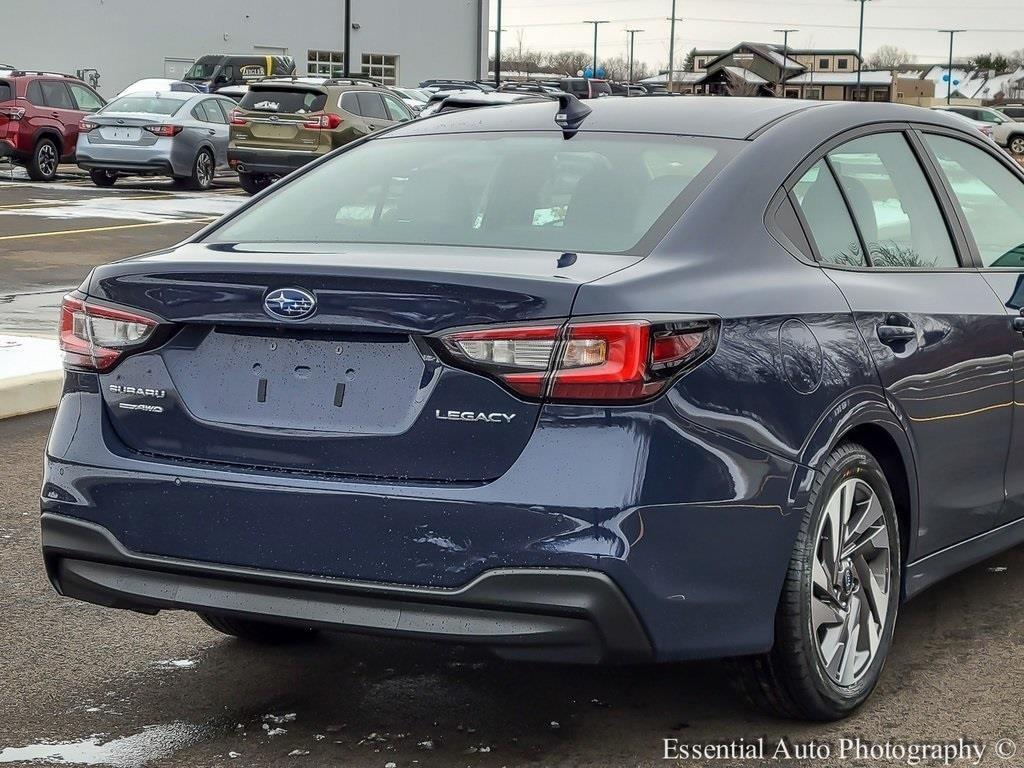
[110,90,197,102]
[392,97,982,141]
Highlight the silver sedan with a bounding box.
[76,91,236,189]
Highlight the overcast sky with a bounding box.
[488,0,1024,70]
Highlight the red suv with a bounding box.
[0,70,106,181]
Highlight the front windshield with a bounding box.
[184,57,220,81]
[100,96,186,115]
[207,132,736,254]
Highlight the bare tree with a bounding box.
[546,50,591,77]
[867,45,915,70]
[600,56,630,81]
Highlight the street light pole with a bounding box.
[667,0,681,93]
[495,0,503,87]
[626,28,644,83]
[939,29,965,105]
[774,28,798,96]
[851,0,872,98]
[583,20,609,79]
[342,0,352,77]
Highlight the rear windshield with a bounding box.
[101,96,185,115]
[207,132,737,254]
[239,88,327,114]
[0,82,11,102]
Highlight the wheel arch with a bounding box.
[32,127,64,156]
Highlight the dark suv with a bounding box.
[0,70,105,181]
[228,78,413,194]
[559,77,613,99]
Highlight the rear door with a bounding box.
[791,129,1013,557]
[355,91,390,132]
[918,129,1024,529]
[38,79,81,157]
[196,98,230,166]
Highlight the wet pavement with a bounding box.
[0,166,244,336]
[2,411,1023,767]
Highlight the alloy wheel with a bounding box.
[196,152,214,187]
[810,478,892,687]
[1011,137,1024,156]
[37,143,57,177]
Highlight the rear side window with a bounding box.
[200,100,227,124]
[26,81,43,105]
[792,161,866,266]
[356,92,388,120]
[829,133,958,269]
[39,80,74,109]
[924,134,1024,268]
[0,82,11,102]
[239,88,326,114]
[207,133,736,255]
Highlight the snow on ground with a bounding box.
[0,335,61,379]
[0,190,243,223]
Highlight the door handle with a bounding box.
[208,129,216,135]
[1013,316,1024,334]
[876,323,916,345]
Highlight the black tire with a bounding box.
[189,148,215,191]
[89,169,117,187]
[238,171,273,196]
[199,613,319,645]
[27,137,60,182]
[729,442,902,721]
[1009,134,1024,157]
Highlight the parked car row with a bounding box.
[933,104,1024,156]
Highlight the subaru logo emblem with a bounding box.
[264,288,316,321]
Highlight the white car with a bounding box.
[117,78,199,97]
[933,105,1024,156]
[387,86,429,114]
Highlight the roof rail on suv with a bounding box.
[8,69,78,79]
[323,78,384,87]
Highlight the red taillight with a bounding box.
[439,318,716,403]
[229,109,248,126]
[78,120,97,132]
[143,124,183,137]
[0,107,25,121]
[303,113,343,129]
[59,294,159,371]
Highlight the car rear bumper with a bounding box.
[42,512,653,663]
[42,382,811,661]
[76,137,184,176]
[228,146,320,176]
[0,138,27,163]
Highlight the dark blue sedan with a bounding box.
[42,95,1024,720]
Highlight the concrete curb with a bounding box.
[0,335,63,420]
[0,370,62,420]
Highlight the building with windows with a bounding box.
[643,41,934,104]
[1,0,489,97]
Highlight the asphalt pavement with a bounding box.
[2,410,1023,767]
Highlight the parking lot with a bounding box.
[1,169,1023,767]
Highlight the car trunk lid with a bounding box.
[88,242,638,482]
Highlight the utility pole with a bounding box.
[851,0,872,99]
[626,28,644,83]
[583,20,609,79]
[774,28,798,96]
[667,0,682,93]
[939,29,965,105]
[495,0,503,86]
[342,0,352,77]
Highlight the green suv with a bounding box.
[228,78,414,194]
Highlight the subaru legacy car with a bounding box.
[42,97,1024,720]
[76,91,236,188]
